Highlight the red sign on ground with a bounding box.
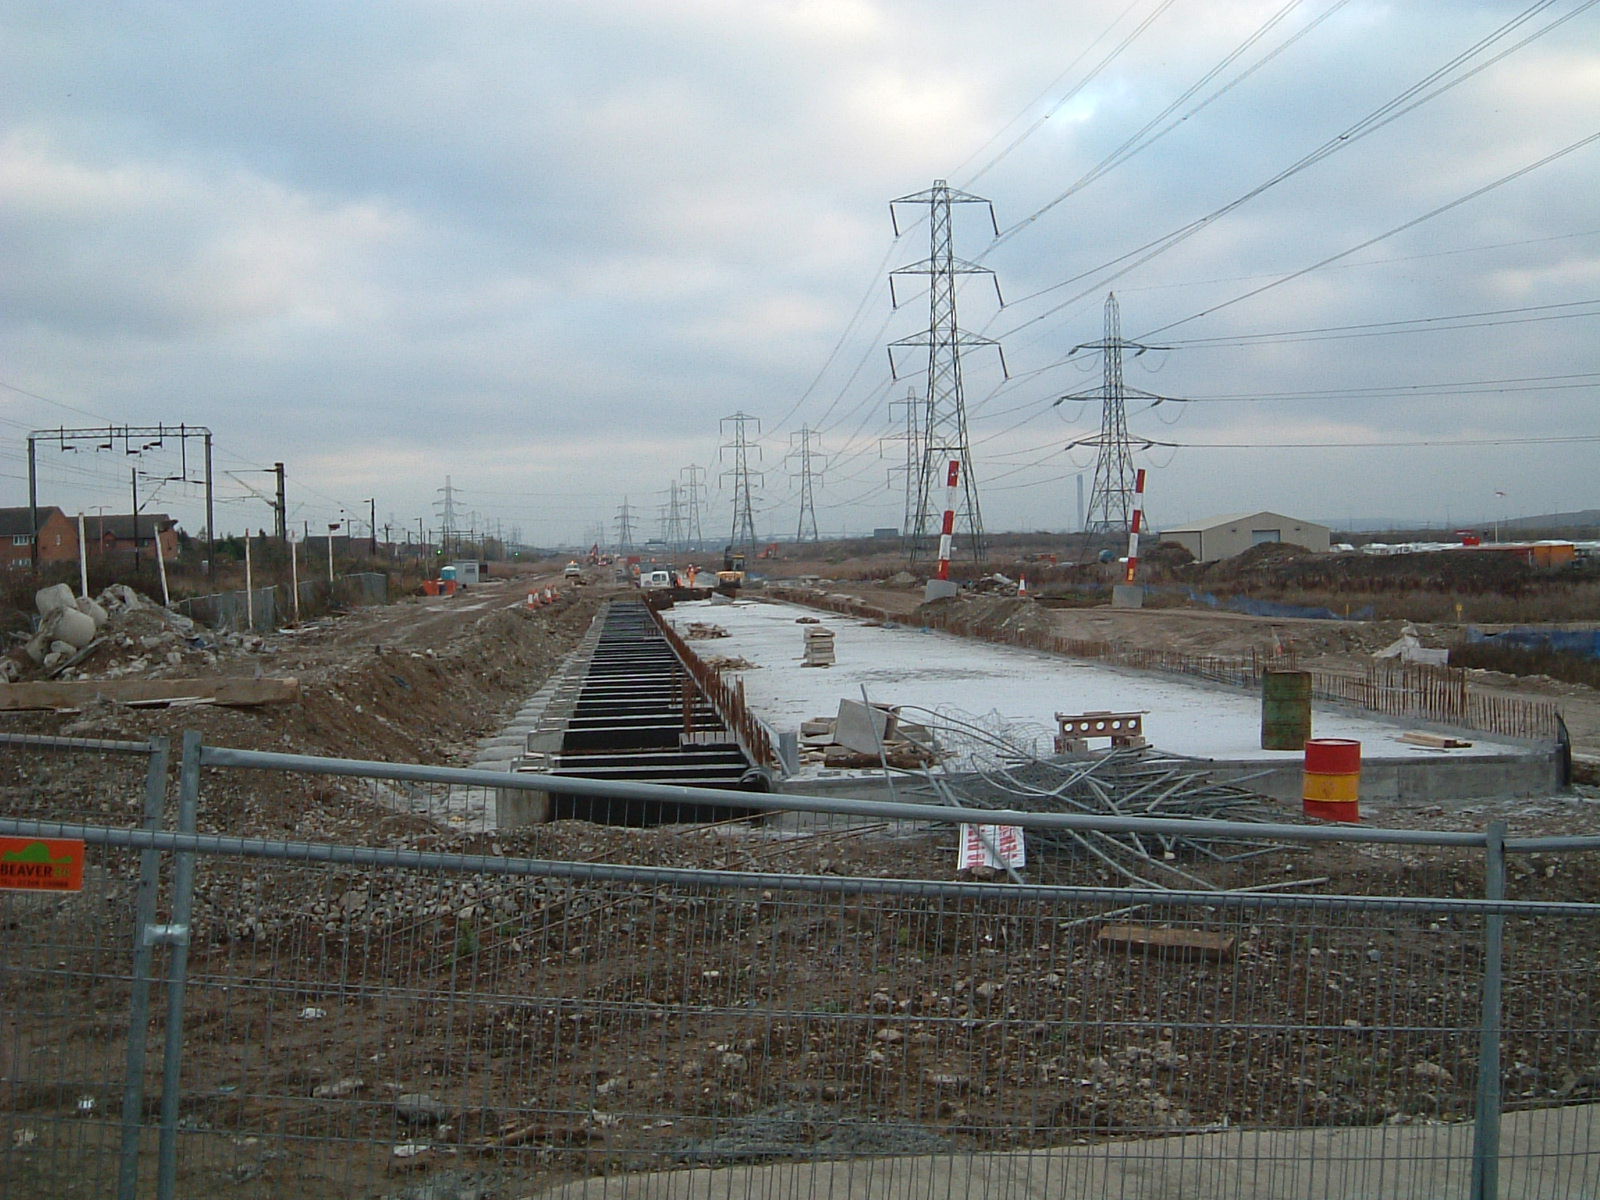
[0,837,85,891]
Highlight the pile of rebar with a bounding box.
[892,706,1299,890]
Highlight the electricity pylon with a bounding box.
[881,388,920,538]
[680,464,707,549]
[1055,293,1168,537]
[888,179,1006,562]
[788,426,825,542]
[658,482,688,552]
[719,412,762,550]
[613,497,637,554]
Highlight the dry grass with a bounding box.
[1450,641,1600,689]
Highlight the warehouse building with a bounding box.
[1160,511,1331,563]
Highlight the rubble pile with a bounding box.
[799,699,938,769]
[6,583,270,684]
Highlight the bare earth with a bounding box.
[4,561,1600,1199]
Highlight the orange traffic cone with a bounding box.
[1018,576,1030,598]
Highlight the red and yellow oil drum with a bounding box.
[1303,738,1361,822]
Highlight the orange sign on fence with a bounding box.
[0,838,85,891]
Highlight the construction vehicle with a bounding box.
[715,546,746,595]
[757,542,780,560]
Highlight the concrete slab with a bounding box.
[528,1103,1600,1199]
[662,600,1538,779]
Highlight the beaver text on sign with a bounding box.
[0,838,85,891]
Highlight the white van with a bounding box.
[639,569,674,590]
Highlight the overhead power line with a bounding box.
[987,0,1345,254]
[958,0,1181,186]
[1076,433,1600,450]
[1139,128,1600,338]
[1156,299,1600,347]
[994,0,1597,341]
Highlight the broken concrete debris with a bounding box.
[703,655,757,673]
[799,699,937,769]
[4,582,297,709]
[26,583,111,668]
[834,698,898,754]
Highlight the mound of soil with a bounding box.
[1198,541,1316,580]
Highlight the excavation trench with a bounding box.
[509,599,769,826]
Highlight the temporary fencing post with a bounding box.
[1472,819,1507,1200]
[116,736,170,1200]
[155,731,203,1200]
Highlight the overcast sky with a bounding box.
[4,1,1597,548]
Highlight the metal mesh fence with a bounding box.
[166,863,1490,1195]
[2,739,1600,1198]
[1,839,152,1198]
[0,734,169,1200]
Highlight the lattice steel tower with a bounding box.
[788,426,825,542]
[882,388,920,538]
[719,412,762,550]
[888,180,1005,562]
[1069,293,1159,537]
[680,464,707,549]
[613,497,637,555]
[659,482,688,552]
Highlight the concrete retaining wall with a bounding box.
[1204,746,1564,805]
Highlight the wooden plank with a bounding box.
[0,677,300,711]
[1398,731,1473,749]
[1096,923,1236,962]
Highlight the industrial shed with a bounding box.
[1159,511,1331,563]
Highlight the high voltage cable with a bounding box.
[1154,299,1600,347]
[1147,372,1600,402]
[955,0,1179,187]
[994,0,1594,341]
[1137,129,1600,339]
[975,432,1600,495]
[792,0,1175,480]
[996,300,1600,388]
[1118,226,1600,295]
[1139,433,1600,449]
[764,235,908,437]
[987,0,1343,254]
[1063,428,1600,452]
[0,379,113,425]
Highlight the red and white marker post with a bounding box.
[1124,468,1147,584]
[936,459,960,582]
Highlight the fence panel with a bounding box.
[175,587,279,633]
[0,734,169,1200]
[6,837,1535,1199]
[4,741,1600,1198]
[1497,907,1600,1191]
[0,839,156,1199]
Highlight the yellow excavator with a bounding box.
[715,546,746,595]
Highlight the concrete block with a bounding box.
[1111,584,1144,609]
[34,584,76,618]
[496,784,550,828]
[924,579,959,603]
[835,698,898,755]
